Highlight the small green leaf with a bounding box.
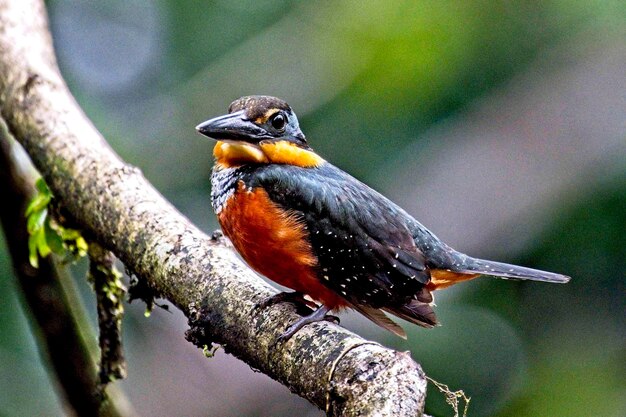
[23,177,90,266]
[35,177,51,196]
[28,234,39,268]
[75,236,88,256]
[27,207,47,234]
[36,230,52,258]
[59,228,80,241]
[44,219,65,255]
[25,194,49,217]
[26,178,52,217]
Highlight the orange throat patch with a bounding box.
[213,140,324,168]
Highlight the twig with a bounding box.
[88,242,128,388]
[426,376,471,417]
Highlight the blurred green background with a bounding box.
[1,0,624,416]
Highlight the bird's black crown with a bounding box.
[228,95,291,120]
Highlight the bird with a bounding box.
[196,95,570,340]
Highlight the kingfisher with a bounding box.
[196,95,570,339]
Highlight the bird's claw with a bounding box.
[254,291,315,310]
[323,314,340,325]
[275,305,338,343]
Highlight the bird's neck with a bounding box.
[213,140,325,168]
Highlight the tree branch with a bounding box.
[0,1,427,415]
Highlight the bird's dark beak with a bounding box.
[195,110,269,142]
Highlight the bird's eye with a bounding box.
[270,113,286,131]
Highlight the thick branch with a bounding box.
[0,1,427,415]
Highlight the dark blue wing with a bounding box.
[248,163,434,310]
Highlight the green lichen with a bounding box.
[88,244,127,386]
[95,263,125,308]
[202,344,220,358]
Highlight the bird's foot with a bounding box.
[255,291,316,310]
[277,305,340,342]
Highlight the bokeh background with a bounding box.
[1,0,624,416]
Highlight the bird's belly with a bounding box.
[217,181,347,309]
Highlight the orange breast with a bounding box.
[218,181,348,309]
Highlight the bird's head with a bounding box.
[196,96,322,167]
[197,95,306,146]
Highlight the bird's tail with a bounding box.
[452,253,570,283]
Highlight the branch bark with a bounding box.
[0,1,427,415]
